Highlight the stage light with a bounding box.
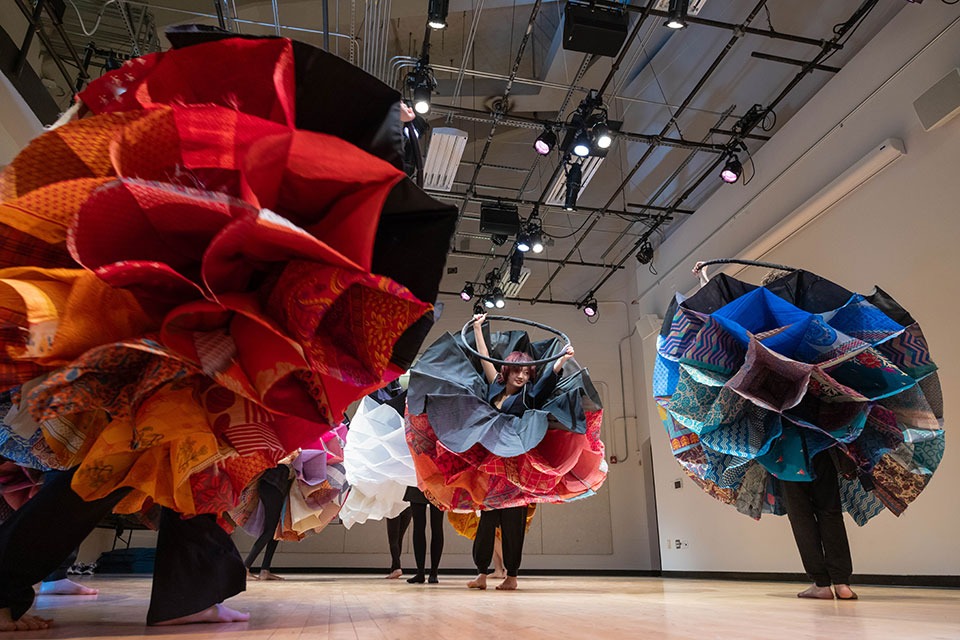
[510,250,524,284]
[583,298,598,317]
[529,229,544,253]
[413,83,431,114]
[565,163,583,211]
[720,154,743,183]
[493,288,506,308]
[473,301,484,315]
[588,114,613,149]
[636,240,654,265]
[427,0,449,29]
[534,128,557,155]
[572,130,592,157]
[490,233,508,246]
[460,283,475,301]
[483,295,496,309]
[665,0,689,29]
[516,234,531,252]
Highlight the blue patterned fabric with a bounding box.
[653,270,944,525]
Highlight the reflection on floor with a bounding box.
[19,574,960,639]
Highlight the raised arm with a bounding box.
[473,313,498,385]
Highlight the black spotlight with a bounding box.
[529,228,544,253]
[491,233,508,246]
[534,127,557,155]
[483,294,496,309]
[583,298,598,318]
[665,0,689,29]
[493,288,506,309]
[587,113,613,149]
[427,0,449,29]
[510,250,524,284]
[473,301,484,315]
[564,162,583,211]
[636,240,654,265]
[413,82,432,115]
[460,283,475,301]
[720,153,743,184]
[516,233,531,252]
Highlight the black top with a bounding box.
[486,368,560,417]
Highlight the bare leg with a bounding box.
[38,579,98,596]
[257,570,284,581]
[0,608,53,632]
[491,537,506,579]
[151,603,250,626]
[797,585,834,599]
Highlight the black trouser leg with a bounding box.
[498,506,528,578]
[244,479,285,570]
[783,452,852,587]
[472,510,500,575]
[386,507,411,571]
[0,468,130,620]
[43,548,79,583]
[428,504,444,578]
[146,508,246,625]
[410,503,427,576]
[810,453,852,585]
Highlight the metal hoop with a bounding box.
[693,258,796,273]
[460,315,571,367]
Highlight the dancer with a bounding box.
[403,487,444,584]
[466,314,574,591]
[385,508,412,579]
[244,465,292,581]
[448,505,537,578]
[653,261,944,603]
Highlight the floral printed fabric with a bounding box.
[0,36,450,519]
[654,271,944,525]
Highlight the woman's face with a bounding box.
[507,367,530,389]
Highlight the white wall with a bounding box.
[633,3,960,575]
[254,297,660,571]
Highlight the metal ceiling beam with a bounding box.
[432,191,672,222]
[580,1,878,303]
[531,1,771,304]
[451,250,625,270]
[431,104,727,153]
[439,291,581,307]
[751,51,841,73]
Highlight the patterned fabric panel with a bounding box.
[838,476,885,526]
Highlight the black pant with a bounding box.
[473,506,527,578]
[386,507,411,571]
[410,502,443,578]
[0,467,246,624]
[244,470,290,573]
[782,452,853,587]
[43,548,78,583]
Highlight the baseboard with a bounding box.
[253,566,958,587]
[255,567,660,577]
[660,571,960,588]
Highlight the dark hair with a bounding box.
[496,351,537,385]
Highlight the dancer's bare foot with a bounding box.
[0,608,54,632]
[385,569,403,579]
[258,570,284,581]
[496,576,518,591]
[490,570,507,579]
[797,585,834,599]
[834,584,858,600]
[38,578,99,596]
[246,568,257,581]
[467,574,487,590]
[152,603,250,626]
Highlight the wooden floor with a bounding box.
[14,574,960,639]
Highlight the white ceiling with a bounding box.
[50,0,905,308]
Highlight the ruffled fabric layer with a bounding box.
[0,34,455,519]
[406,330,607,511]
[654,271,944,524]
[339,394,417,528]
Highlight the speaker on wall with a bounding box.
[913,68,960,131]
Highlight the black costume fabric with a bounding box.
[0,468,244,623]
[473,506,528,577]
[782,451,853,587]
[405,327,607,511]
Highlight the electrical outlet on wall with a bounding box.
[673,478,683,490]
[674,539,681,549]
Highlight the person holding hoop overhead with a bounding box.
[466,313,574,591]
